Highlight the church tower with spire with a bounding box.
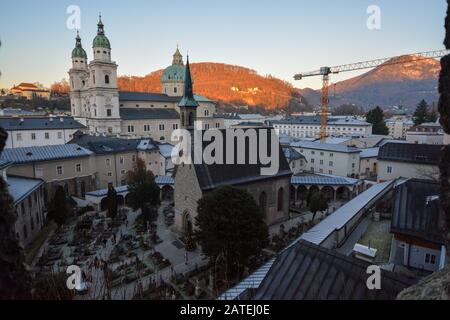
[161,46,186,97]
[87,14,121,135]
[68,31,89,118]
[178,56,199,131]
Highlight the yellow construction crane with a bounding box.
[294,49,450,143]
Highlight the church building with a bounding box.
[68,15,223,142]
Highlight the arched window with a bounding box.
[259,192,267,217]
[188,112,194,127]
[181,112,185,126]
[105,75,110,84]
[277,187,284,212]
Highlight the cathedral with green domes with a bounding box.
[69,15,223,142]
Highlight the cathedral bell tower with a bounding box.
[68,31,88,118]
[87,14,121,135]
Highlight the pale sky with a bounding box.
[0,0,447,90]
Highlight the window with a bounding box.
[144,124,150,132]
[173,124,178,130]
[56,165,63,175]
[57,132,63,139]
[205,110,209,116]
[107,172,112,177]
[320,152,324,156]
[76,163,81,172]
[329,170,333,174]
[159,124,165,131]
[330,153,334,157]
[119,156,124,164]
[352,163,355,168]
[106,159,111,166]
[320,160,323,165]
[45,132,49,139]
[128,125,135,133]
[311,151,315,155]
[120,169,126,175]
[329,161,333,166]
[174,87,177,94]
[16,133,22,141]
[311,159,315,164]
[132,155,136,162]
[107,109,112,117]
[425,253,436,264]
[277,188,284,212]
[35,168,43,178]
[31,133,36,140]
[387,166,393,174]
[105,75,110,84]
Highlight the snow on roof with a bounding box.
[291,173,359,186]
[7,175,44,205]
[157,143,174,158]
[353,243,377,258]
[291,140,361,153]
[360,147,379,158]
[296,180,395,246]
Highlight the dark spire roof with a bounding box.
[178,56,199,108]
[97,13,104,35]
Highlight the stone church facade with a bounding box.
[68,15,223,142]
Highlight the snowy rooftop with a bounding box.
[291,173,359,186]
[7,175,44,205]
[291,140,361,153]
[360,147,380,158]
[297,180,396,246]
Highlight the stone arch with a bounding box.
[297,185,308,203]
[321,186,335,202]
[182,210,193,234]
[161,185,174,202]
[336,186,350,201]
[290,185,296,205]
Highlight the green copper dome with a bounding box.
[92,15,111,49]
[93,34,111,49]
[162,64,186,82]
[72,32,87,59]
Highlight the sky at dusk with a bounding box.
[0,0,447,90]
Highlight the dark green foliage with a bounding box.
[0,128,32,299]
[195,186,269,275]
[413,99,430,125]
[126,158,160,211]
[309,191,329,221]
[49,186,69,226]
[366,106,389,135]
[106,184,118,219]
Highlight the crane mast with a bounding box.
[294,49,450,143]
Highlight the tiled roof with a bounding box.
[0,144,93,164]
[69,134,141,154]
[7,175,44,205]
[391,179,443,244]
[291,173,359,186]
[252,240,413,300]
[0,116,86,131]
[291,140,361,153]
[120,108,179,120]
[155,175,174,185]
[191,129,292,191]
[0,159,12,170]
[378,142,442,165]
